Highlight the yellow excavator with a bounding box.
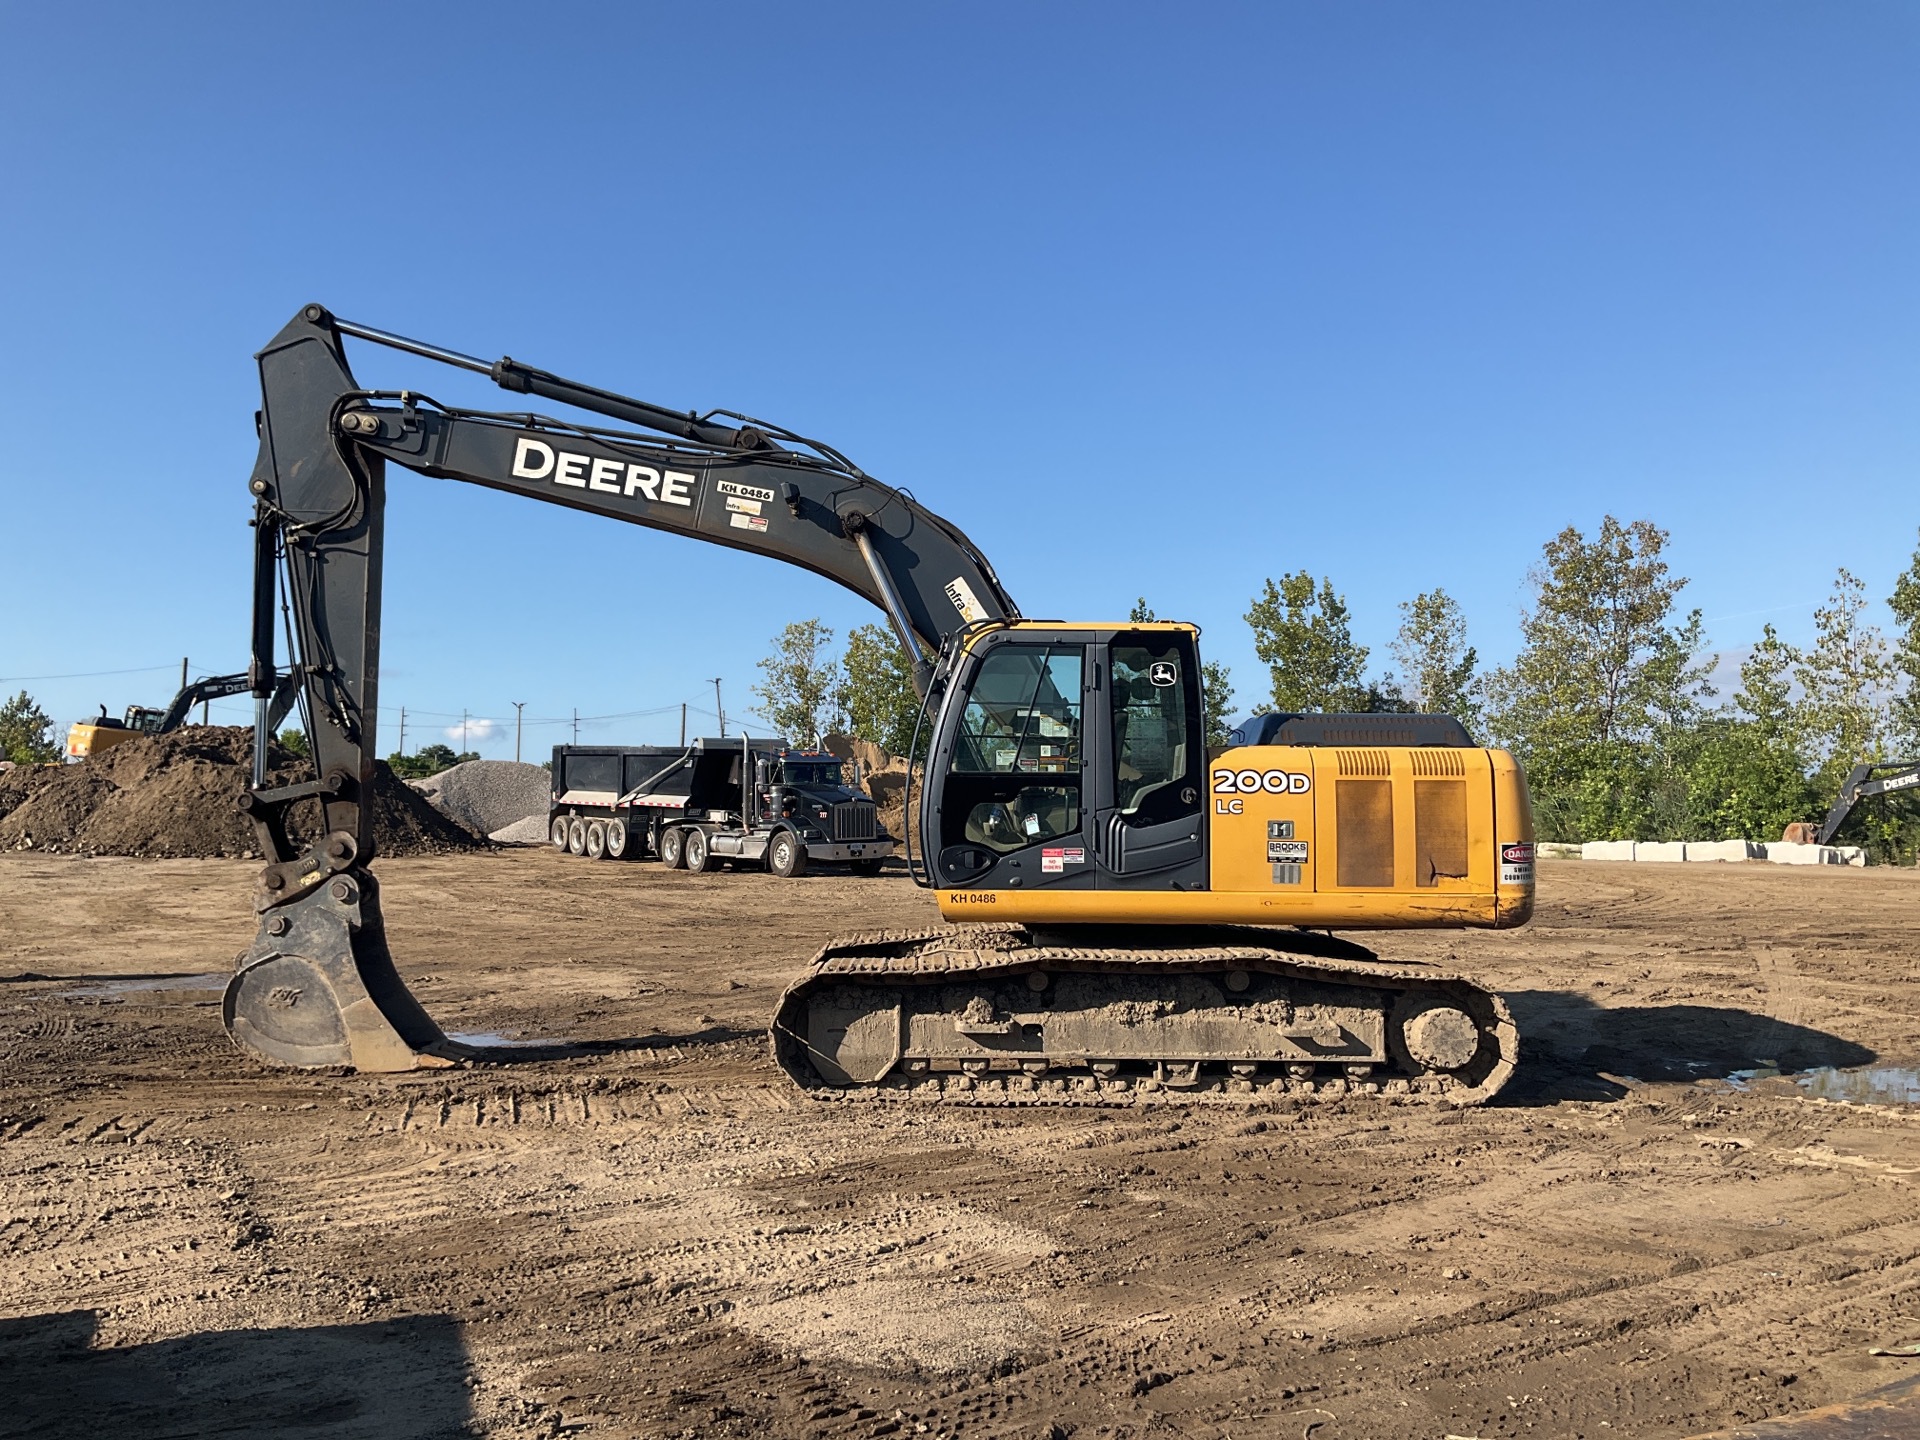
[66,669,299,760]
[223,305,1534,1106]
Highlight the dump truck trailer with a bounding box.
[548,736,894,876]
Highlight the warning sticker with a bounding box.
[1040,846,1086,874]
[725,495,763,516]
[1267,839,1309,864]
[717,479,775,503]
[1500,840,1536,885]
[729,512,769,533]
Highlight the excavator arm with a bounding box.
[227,304,1016,1070]
[151,670,300,734]
[1815,761,1920,845]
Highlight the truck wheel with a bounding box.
[550,816,571,849]
[585,820,608,860]
[567,817,588,855]
[684,828,713,873]
[605,817,630,859]
[658,826,686,869]
[849,858,884,877]
[767,829,807,879]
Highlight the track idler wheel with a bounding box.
[223,867,466,1071]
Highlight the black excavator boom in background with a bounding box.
[1816,761,1920,845]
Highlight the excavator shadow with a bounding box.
[0,1309,474,1439]
[451,1022,762,1065]
[1497,990,1876,1105]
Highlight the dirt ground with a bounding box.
[3,853,1918,1440]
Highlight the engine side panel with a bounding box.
[934,744,1535,931]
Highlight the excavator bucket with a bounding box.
[223,869,467,1072]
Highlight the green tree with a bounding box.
[1484,517,1699,841]
[1683,626,1820,842]
[1886,531,1920,751]
[386,742,477,779]
[0,691,58,764]
[1244,573,1370,714]
[1640,608,1718,838]
[752,619,845,747]
[1796,568,1893,785]
[841,622,920,756]
[277,727,309,757]
[1129,598,1237,748]
[1388,588,1481,736]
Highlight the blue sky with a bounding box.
[3,3,1915,754]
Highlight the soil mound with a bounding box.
[0,726,485,858]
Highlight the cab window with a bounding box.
[945,645,1083,854]
[1111,642,1190,813]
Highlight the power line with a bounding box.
[0,663,182,682]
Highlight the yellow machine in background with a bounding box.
[66,705,168,761]
[63,669,296,761]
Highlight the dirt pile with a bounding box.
[0,726,484,858]
[821,732,912,815]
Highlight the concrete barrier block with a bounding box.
[1685,840,1763,862]
[1766,842,1843,865]
[1537,843,1583,860]
[1834,845,1867,867]
[1637,841,1688,862]
[1582,841,1637,862]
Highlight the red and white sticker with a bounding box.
[1500,841,1535,885]
[1040,846,1086,874]
[729,512,769,532]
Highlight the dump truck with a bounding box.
[547,737,893,875]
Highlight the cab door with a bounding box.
[1091,630,1208,890]
[925,634,1096,890]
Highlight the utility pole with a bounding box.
[513,702,526,763]
[679,703,686,746]
[711,678,725,737]
[461,708,470,753]
[398,707,407,755]
[572,708,579,745]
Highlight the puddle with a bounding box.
[1728,1064,1920,1106]
[57,972,227,998]
[445,1030,564,1049]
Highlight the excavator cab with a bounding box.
[927,622,1205,893]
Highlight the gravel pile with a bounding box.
[409,760,552,838]
[489,814,553,846]
[0,727,484,858]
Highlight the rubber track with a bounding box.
[770,924,1518,1108]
